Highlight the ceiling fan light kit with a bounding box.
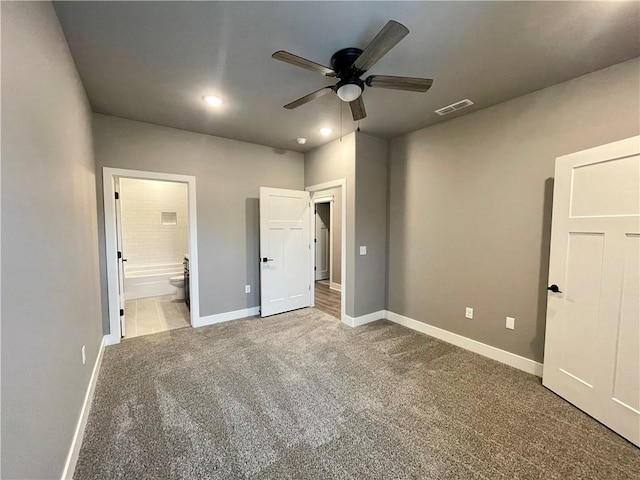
[272,20,433,122]
[336,82,363,102]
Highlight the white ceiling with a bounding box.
[54,1,640,152]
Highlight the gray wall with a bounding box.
[304,132,389,318]
[1,2,103,478]
[354,133,388,317]
[388,58,640,363]
[305,134,356,316]
[93,114,304,331]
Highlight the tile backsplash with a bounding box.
[120,178,188,271]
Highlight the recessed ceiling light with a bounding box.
[203,95,223,107]
[320,127,332,136]
[296,137,307,145]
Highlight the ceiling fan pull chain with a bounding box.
[341,101,343,141]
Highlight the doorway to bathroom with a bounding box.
[118,177,189,338]
[103,168,199,345]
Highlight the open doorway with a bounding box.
[103,168,199,345]
[313,195,342,319]
[118,178,190,339]
[309,183,344,320]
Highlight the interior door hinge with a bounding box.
[119,308,124,316]
[314,266,317,271]
[117,251,122,259]
[115,192,119,200]
[314,238,317,243]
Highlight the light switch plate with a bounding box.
[465,307,473,319]
[245,285,251,294]
[359,246,367,255]
[506,316,515,330]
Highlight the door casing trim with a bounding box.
[103,167,199,344]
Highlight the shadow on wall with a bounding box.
[387,140,411,310]
[533,177,554,364]
[246,198,260,308]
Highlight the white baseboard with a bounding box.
[104,333,120,346]
[385,311,543,377]
[342,310,386,328]
[61,335,107,480]
[329,282,342,292]
[195,306,260,328]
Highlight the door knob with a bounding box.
[547,284,562,293]
[262,257,274,263]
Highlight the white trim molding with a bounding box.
[195,307,260,328]
[329,282,342,292]
[343,310,386,328]
[61,336,107,480]
[385,311,543,377]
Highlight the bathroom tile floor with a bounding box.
[123,294,190,339]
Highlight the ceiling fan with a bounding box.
[272,20,433,122]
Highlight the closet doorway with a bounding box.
[311,187,343,320]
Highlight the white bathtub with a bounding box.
[124,263,183,300]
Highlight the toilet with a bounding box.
[169,275,185,300]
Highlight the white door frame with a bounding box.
[313,196,334,284]
[103,167,199,345]
[306,179,347,322]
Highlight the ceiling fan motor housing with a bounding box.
[331,48,366,101]
[330,48,365,80]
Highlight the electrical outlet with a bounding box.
[81,345,86,365]
[465,307,473,319]
[245,285,251,294]
[506,317,515,330]
[359,246,367,255]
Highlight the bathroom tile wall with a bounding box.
[119,178,188,270]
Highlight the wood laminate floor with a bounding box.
[314,281,341,319]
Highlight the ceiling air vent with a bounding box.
[434,99,474,116]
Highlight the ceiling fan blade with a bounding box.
[353,20,409,72]
[272,51,335,76]
[284,87,334,109]
[365,75,433,92]
[349,96,367,121]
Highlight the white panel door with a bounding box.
[543,136,640,447]
[260,187,312,317]
[315,203,330,281]
[114,178,126,337]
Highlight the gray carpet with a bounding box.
[75,308,639,479]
